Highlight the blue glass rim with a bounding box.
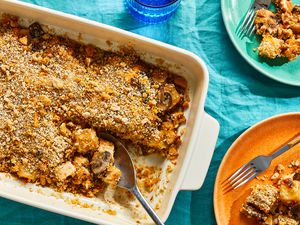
[134,0,179,8]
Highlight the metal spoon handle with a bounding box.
[131,186,164,225]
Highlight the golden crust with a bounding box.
[0,14,188,197]
[242,185,279,214]
[258,35,284,59]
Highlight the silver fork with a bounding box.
[236,0,271,38]
[222,133,300,193]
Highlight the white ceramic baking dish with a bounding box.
[0,1,219,224]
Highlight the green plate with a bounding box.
[221,0,300,86]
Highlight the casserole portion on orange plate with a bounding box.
[242,163,300,224]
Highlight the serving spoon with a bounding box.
[99,133,164,225]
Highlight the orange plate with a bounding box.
[214,112,300,225]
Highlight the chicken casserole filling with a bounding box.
[0,14,189,197]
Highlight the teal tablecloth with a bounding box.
[2,0,300,224]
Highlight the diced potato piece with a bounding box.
[280,180,300,203]
[102,166,121,186]
[73,128,99,154]
[55,161,76,181]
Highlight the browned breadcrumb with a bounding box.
[271,172,280,180]
[166,165,173,173]
[269,165,285,181]
[289,160,300,168]
[136,166,161,192]
[0,14,188,197]
[257,175,268,181]
[65,197,94,209]
[103,209,117,216]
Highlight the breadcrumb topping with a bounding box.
[0,14,188,196]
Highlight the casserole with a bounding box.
[0,1,220,224]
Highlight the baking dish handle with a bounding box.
[181,112,219,190]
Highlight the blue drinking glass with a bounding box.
[126,0,181,24]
